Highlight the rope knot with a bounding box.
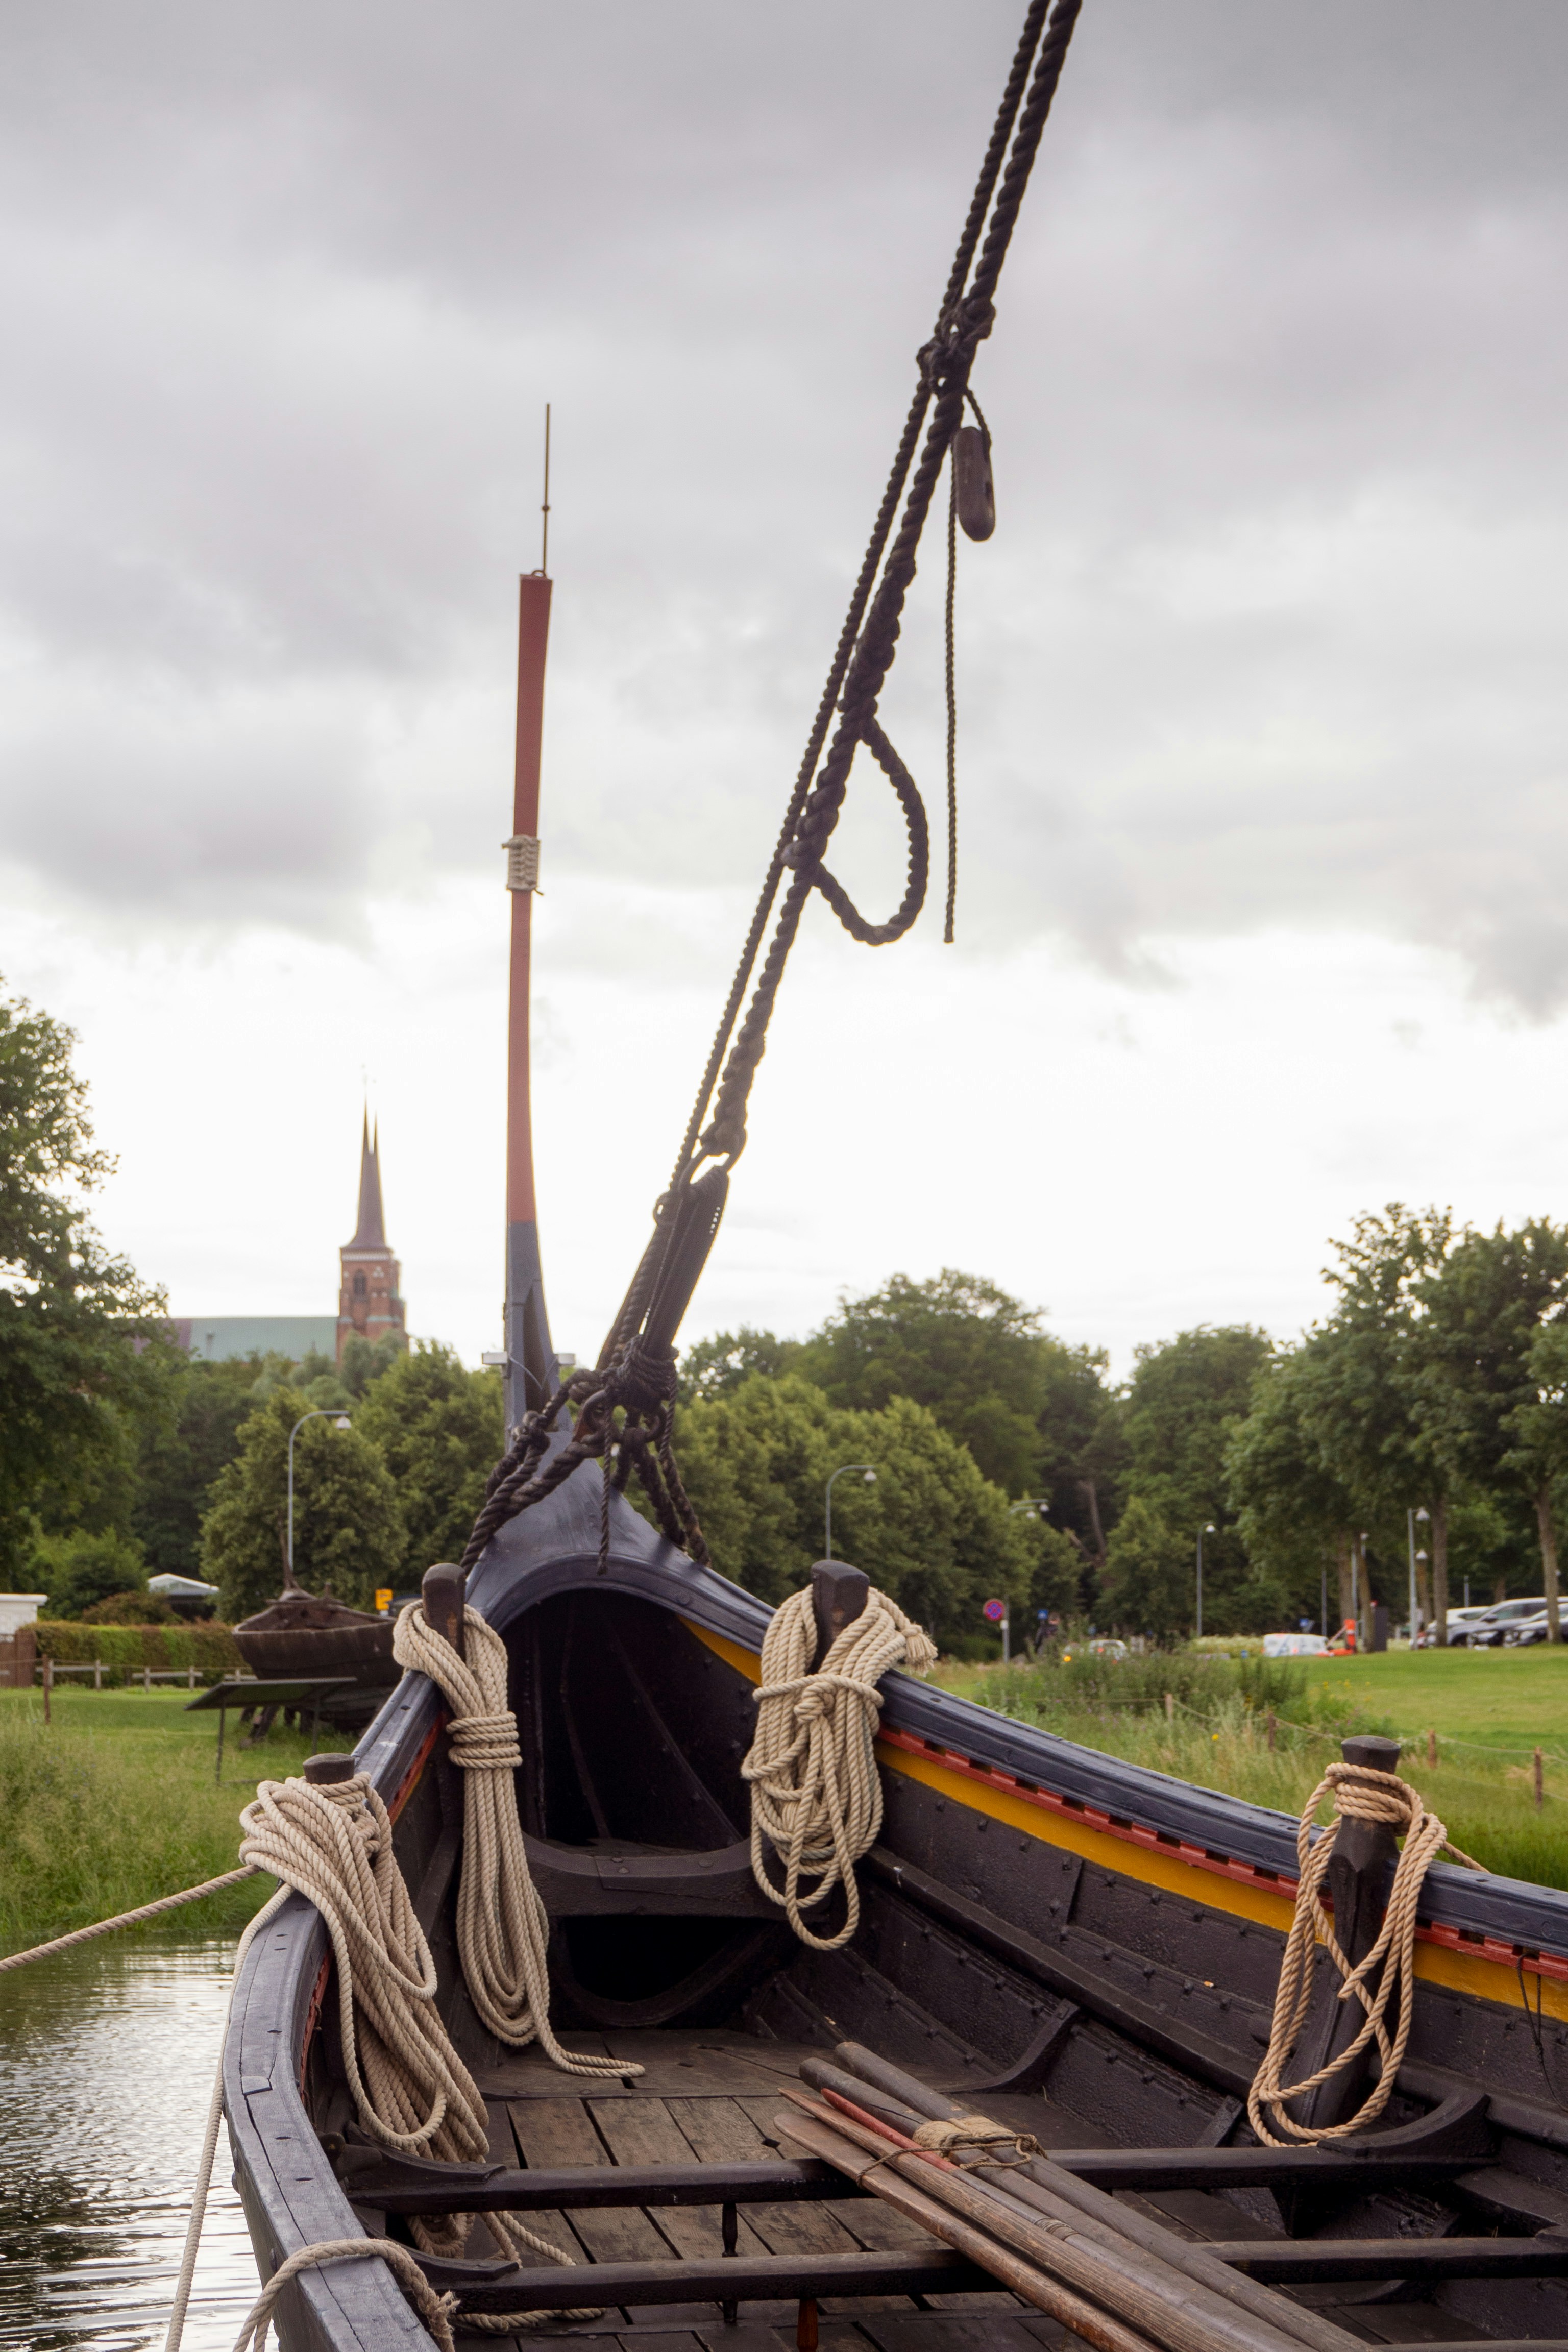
[911,2113,1040,2167]
[446,1711,524,1774]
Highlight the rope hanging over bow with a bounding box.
[742,1582,938,1951]
[1247,1760,1484,2147]
[390,1600,641,2082]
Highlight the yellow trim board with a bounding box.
[679,1616,1567,2021]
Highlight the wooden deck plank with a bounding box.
[506,2094,658,2267]
[589,2094,771,2263]
[502,2099,600,2264]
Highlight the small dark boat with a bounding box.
[227,1484,1568,2352]
[233,1583,397,1727]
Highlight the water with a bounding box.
[0,1936,260,2351]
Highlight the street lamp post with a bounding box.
[1407,1505,1430,1648]
[287,1409,352,1584]
[824,1464,876,1561]
[1195,1523,1216,1639]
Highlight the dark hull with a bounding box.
[225,1467,1568,2351]
[232,1618,398,1725]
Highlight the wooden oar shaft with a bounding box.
[776,2106,1162,2352]
[826,2043,1363,2352]
[784,2095,1300,2352]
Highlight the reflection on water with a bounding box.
[0,1935,258,2350]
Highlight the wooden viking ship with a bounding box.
[222,6,1568,2345]
[226,1510,1568,2352]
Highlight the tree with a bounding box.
[131,1356,260,1578]
[353,1343,503,1574]
[1117,1327,1272,1626]
[1418,1220,1568,1639]
[662,1373,1068,1651]
[1226,1342,1359,1632]
[793,1269,1050,1493]
[1503,1321,1568,1642]
[1035,1339,1123,1573]
[31,1527,150,1619]
[679,1327,795,1402]
[201,1385,406,1620]
[1096,1497,1193,1639]
[0,982,171,1580]
[1316,1206,1462,1631]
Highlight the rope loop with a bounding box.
[1247,1761,1484,2147]
[787,717,930,948]
[392,1601,643,2084]
[742,1583,938,1952]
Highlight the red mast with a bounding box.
[501,558,557,1433]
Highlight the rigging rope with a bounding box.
[1247,1760,1484,2147]
[390,1599,640,2081]
[742,1584,938,1951]
[459,0,1085,1578]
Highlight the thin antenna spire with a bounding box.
[540,402,551,575]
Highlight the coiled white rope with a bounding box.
[165,1769,600,2352]
[391,1598,639,2081]
[1248,1759,1483,2147]
[742,1583,937,1952]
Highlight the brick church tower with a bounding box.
[336,1114,407,1363]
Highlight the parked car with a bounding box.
[1263,1632,1329,1658]
[1453,1597,1546,1647]
[1442,1606,1492,1646]
[1503,1608,1561,1647]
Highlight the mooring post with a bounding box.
[422,1562,467,1661]
[304,1754,357,1786]
[810,1561,870,1670]
[1290,1732,1403,2139]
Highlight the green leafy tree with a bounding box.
[679,1327,795,1402]
[353,1342,503,1574]
[1034,1339,1122,1573]
[1315,1206,1463,1630]
[0,982,171,1579]
[1418,1219,1568,1639]
[131,1356,260,1578]
[1226,1342,1358,1632]
[1096,1496,1192,1639]
[1117,1326,1271,1627]
[1502,1320,1568,1642]
[201,1385,406,1620]
[794,1269,1049,1494]
[31,1527,150,1619]
[663,1373,1067,1651]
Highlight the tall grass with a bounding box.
[947,1654,1568,1893]
[0,1691,350,1957]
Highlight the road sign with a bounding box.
[982,1599,1007,1624]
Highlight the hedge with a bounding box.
[33,1620,243,1685]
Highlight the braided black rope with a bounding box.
[458,0,1084,1577]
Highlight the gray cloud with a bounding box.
[3,3,1567,1004]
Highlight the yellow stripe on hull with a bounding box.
[681,1616,1568,2024]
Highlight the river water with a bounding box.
[0,1935,259,2351]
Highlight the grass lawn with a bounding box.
[1300,1645,1568,1759]
[933,1646,1568,1892]
[0,1685,354,1959]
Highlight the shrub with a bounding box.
[33,1619,242,1685]
[79,1590,178,1625]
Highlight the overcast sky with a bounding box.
[5,1,1568,1377]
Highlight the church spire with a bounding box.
[337,1110,405,1364]
[349,1109,386,1248]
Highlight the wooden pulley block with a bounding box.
[952,425,995,542]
